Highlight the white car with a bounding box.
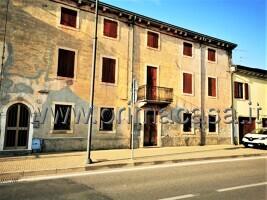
[242,128,267,149]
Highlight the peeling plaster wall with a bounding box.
[0,0,131,152]
[0,0,233,152]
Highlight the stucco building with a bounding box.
[232,65,267,144]
[0,0,238,153]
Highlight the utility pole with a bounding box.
[86,0,99,164]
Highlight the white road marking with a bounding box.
[158,194,198,200]
[14,156,267,183]
[217,182,267,192]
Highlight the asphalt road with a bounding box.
[0,157,266,200]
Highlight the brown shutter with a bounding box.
[102,58,116,83]
[234,82,239,98]
[208,49,216,61]
[147,31,159,48]
[212,78,216,97]
[244,83,249,100]
[60,7,77,28]
[183,73,192,94]
[208,78,216,97]
[104,19,118,38]
[183,42,192,56]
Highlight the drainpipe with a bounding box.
[230,62,237,145]
[200,43,206,146]
[0,0,9,100]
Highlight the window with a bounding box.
[208,115,216,132]
[57,48,75,78]
[183,42,192,57]
[208,48,216,62]
[208,77,217,97]
[234,82,244,99]
[183,113,192,132]
[53,104,72,131]
[183,73,193,94]
[103,19,118,38]
[60,7,77,28]
[100,108,114,131]
[102,57,116,84]
[244,83,249,100]
[147,31,159,49]
[263,118,267,127]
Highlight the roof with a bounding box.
[77,0,237,51]
[235,65,267,79]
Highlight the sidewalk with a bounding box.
[0,145,266,182]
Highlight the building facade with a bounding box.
[232,65,267,144]
[0,0,237,153]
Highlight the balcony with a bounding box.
[137,85,173,104]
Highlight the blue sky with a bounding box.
[102,0,266,70]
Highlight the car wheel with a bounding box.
[244,144,248,148]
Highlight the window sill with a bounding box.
[98,130,116,134]
[103,35,119,41]
[183,54,193,59]
[146,46,161,51]
[58,24,80,32]
[100,82,117,87]
[208,95,217,99]
[182,92,194,96]
[50,130,73,134]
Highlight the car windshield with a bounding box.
[251,129,267,135]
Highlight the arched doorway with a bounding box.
[4,103,30,149]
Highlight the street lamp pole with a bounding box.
[86,0,99,164]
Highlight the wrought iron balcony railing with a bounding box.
[137,85,173,103]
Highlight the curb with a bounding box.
[1,153,266,183]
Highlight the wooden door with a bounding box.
[4,103,30,149]
[144,111,157,146]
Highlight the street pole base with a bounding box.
[86,158,93,164]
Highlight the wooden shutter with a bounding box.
[244,83,249,100]
[208,77,216,97]
[104,19,118,38]
[147,31,159,48]
[183,73,192,94]
[183,42,192,56]
[57,49,75,78]
[102,57,116,83]
[234,82,239,98]
[208,48,216,61]
[60,7,77,28]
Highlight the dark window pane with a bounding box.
[102,57,116,83]
[57,49,75,78]
[54,104,72,131]
[5,130,16,147]
[100,108,114,131]
[183,113,192,132]
[209,115,216,132]
[17,130,28,146]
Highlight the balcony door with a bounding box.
[147,66,157,100]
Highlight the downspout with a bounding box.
[200,43,206,146]
[230,57,237,145]
[0,0,9,100]
[130,16,136,152]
